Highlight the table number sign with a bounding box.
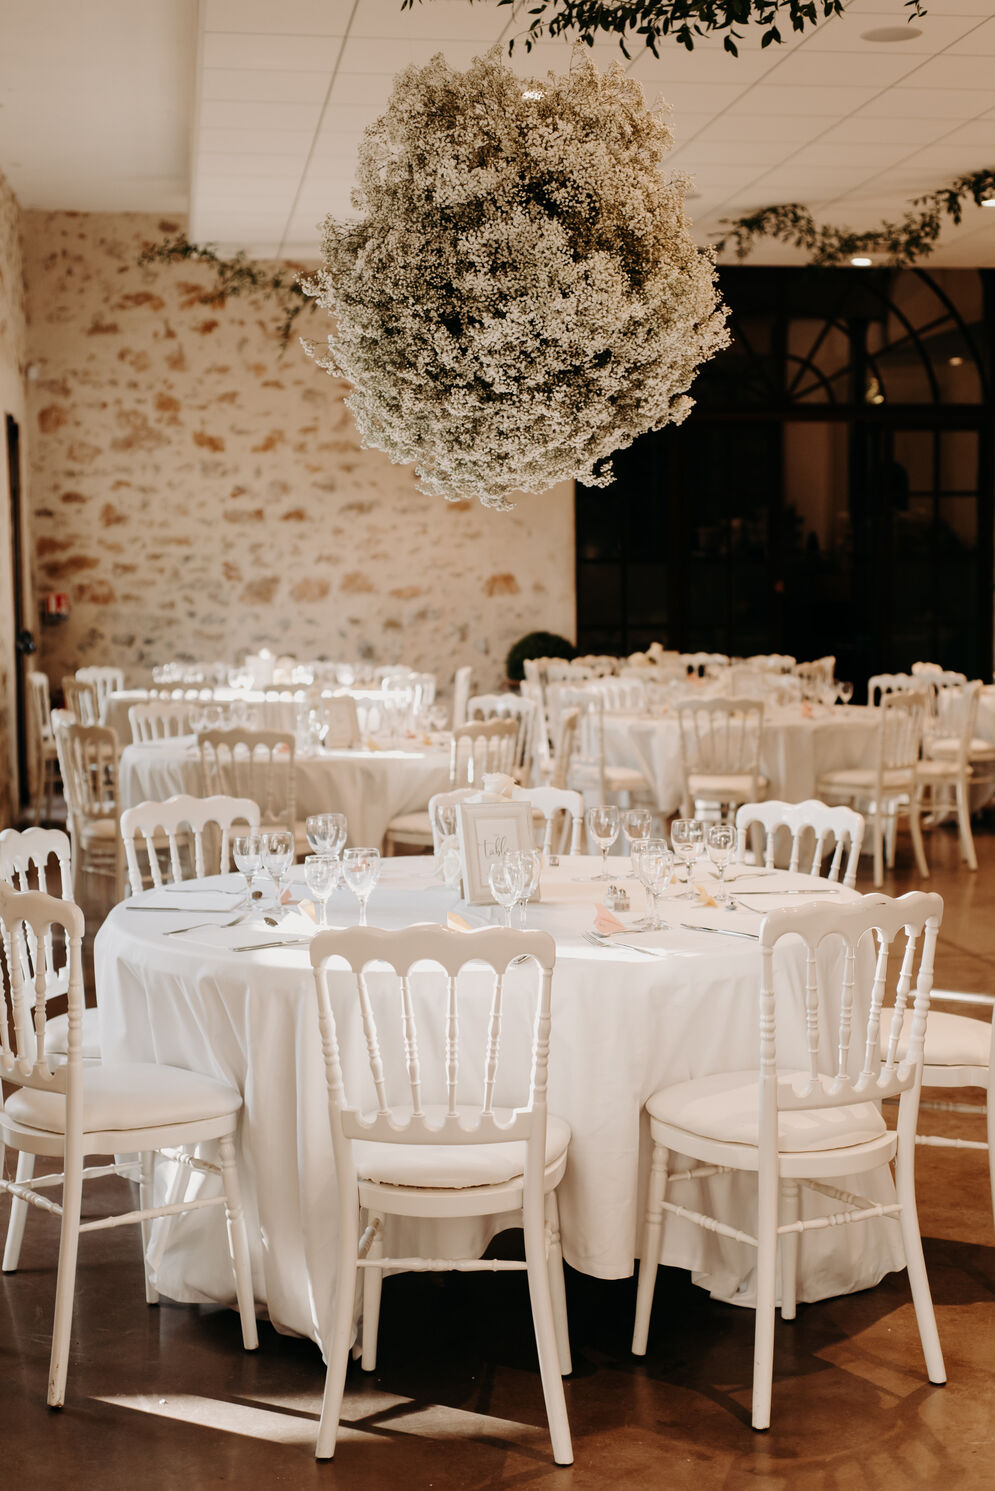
[456,800,535,905]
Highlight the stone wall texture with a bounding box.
[23,211,576,697]
[0,170,27,822]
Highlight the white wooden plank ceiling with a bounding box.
[1,0,993,264]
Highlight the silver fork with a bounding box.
[584,931,668,958]
[164,911,257,937]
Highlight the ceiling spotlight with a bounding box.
[851,256,872,267]
[861,26,923,41]
[948,356,964,367]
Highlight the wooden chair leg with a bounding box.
[361,1216,384,1371]
[780,1179,800,1322]
[632,1142,669,1355]
[48,1153,84,1408]
[218,1133,258,1351]
[2,1150,35,1273]
[316,1197,360,1460]
[523,1183,573,1465]
[544,1190,572,1376]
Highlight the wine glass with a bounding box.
[434,801,458,842]
[586,804,620,881]
[306,813,348,860]
[510,848,542,928]
[622,807,653,875]
[304,854,338,928]
[231,833,261,904]
[635,839,673,930]
[261,829,295,914]
[706,823,736,905]
[488,853,526,928]
[837,680,853,709]
[670,818,704,900]
[342,846,381,926]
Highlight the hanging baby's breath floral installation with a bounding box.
[302,49,729,510]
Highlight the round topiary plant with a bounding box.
[506,632,576,683]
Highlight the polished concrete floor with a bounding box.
[2,818,993,1488]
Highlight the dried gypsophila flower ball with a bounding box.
[302,48,729,510]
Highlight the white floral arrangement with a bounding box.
[303,49,729,509]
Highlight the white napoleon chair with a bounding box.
[121,793,261,896]
[677,697,766,820]
[200,727,301,844]
[681,651,729,677]
[794,656,836,691]
[128,699,195,743]
[545,661,593,684]
[911,662,968,686]
[383,719,520,854]
[27,671,60,824]
[571,654,617,676]
[53,716,126,903]
[916,680,983,872]
[735,800,865,889]
[0,884,258,1407]
[75,666,125,719]
[632,891,946,1430]
[816,690,929,887]
[745,654,797,674]
[557,688,650,807]
[61,676,99,727]
[466,693,536,782]
[513,786,585,857]
[309,924,572,1463]
[586,677,647,712]
[867,672,921,707]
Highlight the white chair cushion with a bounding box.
[4,1062,242,1135]
[689,773,767,798]
[385,812,433,839]
[45,1006,103,1062]
[917,760,968,782]
[929,737,995,761]
[646,1070,886,1153]
[883,1009,991,1069]
[603,766,649,792]
[80,818,118,842]
[354,1111,571,1189]
[818,768,913,791]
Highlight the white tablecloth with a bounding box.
[603,705,881,815]
[94,859,906,1353]
[117,738,451,849]
[103,687,394,743]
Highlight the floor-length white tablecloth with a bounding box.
[602,705,881,815]
[94,859,906,1354]
[117,738,451,848]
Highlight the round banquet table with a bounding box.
[602,704,881,816]
[117,736,452,849]
[94,858,906,1354]
[103,686,396,743]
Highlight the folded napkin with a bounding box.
[297,900,317,923]
[695,883,718,908]
[593,906,626,936]
[447,910,473,932]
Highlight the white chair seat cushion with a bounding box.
[646,1070,886,1153]
[385,811,433,839]
[884,1009,991,1068]
[929,737,995,761]
[688,773,768,798]
[45,1006,103,1062]
[603,766,649,792]
[4,1062,242,1135]
[917,760,969,782]
[354,1111,571,1189]
[818,768,912,791]
[80,818,118,842]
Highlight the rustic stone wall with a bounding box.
[0,170,28,823]
[23,211,576,697]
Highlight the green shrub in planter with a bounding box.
[505,632,576,684]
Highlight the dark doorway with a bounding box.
[6,413,31,809]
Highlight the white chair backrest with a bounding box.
[876,690,928,773]
[451,665,473,728]
[678,697,764,777]
[745,654,796,674]
[466,694,536,779]
[735,799,864,889]
[513,786,585,856]
[758,891,942,1120]
[57,720,120,828]
[450,718,519,786]
[520,679,550,781]
[545,662,591,685]
[28,672,55,746]
[0,827,73,898]
[549,708,579,792]
[128,700,193,743]
[121,793,262,895]
[313,695,361,750]
[310,924,556,1178]
[586,678,647,712]
[795,656,836,688]
[199,728,296,833]
[930,680,981,769]
[911,662,968,686]
[0,882,85,1085]
[868,672,920,707]
[572,655,617,677]
[681,652,729,677]
[76,666,124,717]
[61,676,99,727]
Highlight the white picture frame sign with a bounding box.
[456,800,536,906]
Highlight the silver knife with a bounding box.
[732,888,841,896]
[678,923,759,940]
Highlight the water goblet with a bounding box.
[304,854,338,928]
[622,807,653,875]
[635,839,674,931]
[488,853,526,928]
[342,846,381,926]
[671,818,705,900]
[261,829,295,914]
[586,804,620,881]
[837,680,853,709]
[706,823,736,905]
[231,833,261,904]
[510,848,542,928]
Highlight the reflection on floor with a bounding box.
[2,817,992,1489]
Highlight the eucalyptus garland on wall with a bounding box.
[301,50,728,509]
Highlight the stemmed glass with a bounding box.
[837,681,854,709]
[670,818,704,900]
[434,802,459,842]
[260,829,295,915]
[622,807,653,875]
[634,839,674,931]
[231,833,261,904]
[706,823,736,905]
[304,854,338,928]
[306,813,348,860]
[342,846,381,926]
[510,848,542,928]
[586,804,620,881]
[488,853,526,928]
